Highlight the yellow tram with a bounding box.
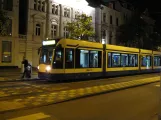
[37,38,161,80]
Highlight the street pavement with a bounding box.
[0,81,159,120]
[0,73,159,113]
[0,68,38,81]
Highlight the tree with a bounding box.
[116,11,161,50]
[66,14,95,40]
[0,10,10,36]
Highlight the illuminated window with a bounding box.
[90,51,101,68]
[142,55,151,67]
[129,54,138,67]
[154,56,161,66]
[51,25,57,38]
[53,48,63,69]
[65,49,74,68]
[2,41,12,63]
[112,53,120,67]
[121,54,128,67]
[64,8,70,18]
[36,24,41,36]
[52,4,58,15]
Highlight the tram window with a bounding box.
[154,56,161,66]
[75,49,80,68]
[129,54,138,67]
[65,48,74,68]
[89,51,102,68]
[80,50,89,68]
[112,53,120,67]
[121,54,128,67]
[108,53,112,67]
[53,48,63,69]
[141,55,151,67]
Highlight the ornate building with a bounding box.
[0,0,144,68]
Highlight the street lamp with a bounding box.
[100,5,104,44]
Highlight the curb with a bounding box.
[0,76,160,113]
[0,78,41,82]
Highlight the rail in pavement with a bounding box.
[0,76,160,113]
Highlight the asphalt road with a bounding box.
[0,81,160,120]
[0,73,159,99]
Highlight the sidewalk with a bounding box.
[0,75,160,113]
[0,68,38,81]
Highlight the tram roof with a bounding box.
[152,51,161,55]
[106,44,139,53]
[57,39,103,49]
[140,49,153,54]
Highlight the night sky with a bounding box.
[126,0,161,32]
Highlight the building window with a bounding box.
[102,30,106,39]
[2,0,13,11]
[103,13,106,23]
[52,4,58,15]
[116,18,119,26]
[51,25,57,38]
[64,26,69,38]
[2,41,12,63]
[6,19,12,36]
[38,0,41,11]
[75,11,80,19]
[36,24,41,36]
[64,8,70,18]
[42,1,45,12]
[34,0,37,10]
[110,15,112,24]
[109,32,112,44]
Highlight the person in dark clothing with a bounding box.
[21,57,29,78]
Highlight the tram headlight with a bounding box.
[37,66,39,70]
[46,66,51,71]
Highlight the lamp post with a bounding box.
[100,5,104,44]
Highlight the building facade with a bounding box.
[0,0,140,68]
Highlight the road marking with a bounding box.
[8,112,50,120]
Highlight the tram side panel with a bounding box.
[105,44,140,77]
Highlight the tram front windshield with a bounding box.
[39,46,54,64]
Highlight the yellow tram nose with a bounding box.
[38,64,51,73]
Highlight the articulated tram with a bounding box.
[37,38,161,80]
